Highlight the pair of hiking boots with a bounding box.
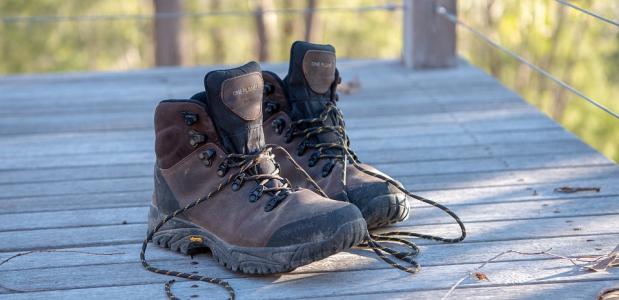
[143,41,465,299]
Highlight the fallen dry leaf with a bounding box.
[473,271,489,281]
[554,186,601,193]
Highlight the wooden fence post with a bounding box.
[402,0,457,69]
[153,0,182,66]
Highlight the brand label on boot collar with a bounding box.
[232,83,261,96]
[302,50,336,94]
[310,61,333,68]
[221,72,263,120]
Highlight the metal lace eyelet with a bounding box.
[182,112,199,126]
[284,127,294,143]
[199,149,216,167]
[321,160,335,177]
[263,83,274,96]
[308,152,320,167]
[217,162,228,177]
[231,174,245,191]
[188,130,207,147]
[249,185,265,203]
[272,118,285,135]
[264,101,279,115]
[264,191,289,212]
[297,141,307,156]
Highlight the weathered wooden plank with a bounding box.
[2,150,613,198]
[2,279,615,300]
[0,78,519,106]
[2,170,616,216]
[415,177,617,205]
[0,98,532,142]
[0,106,541,136]
[0,59,485,86]
[0,143,610,183]
[0,153,612,199]
[403,164,618,191]
[0,87,525,117]
[2,193,617,232]
[0,256,616,298]
[0,178,152,199]
[325,280,619,300]
[0,214,616,252]
[0,113,556,147]
[0,108,550,139]
[0,63,506,108]
[0,139,591,172]
[2,234,614,275]
[0,191,151,214]
[0,129,580,162]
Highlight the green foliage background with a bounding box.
[0,0,617,162]
[458,1,619,163]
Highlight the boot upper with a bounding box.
[261,42,407,212]
[153,62,364,248]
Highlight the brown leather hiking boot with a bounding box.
[261,41,410,229]
[146,61,366,276]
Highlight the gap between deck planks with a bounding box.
[1,252,617,299]
[0,60,617,299]
[1,280,615,300]
[1,214,617,252]
[1,193,617,232]
[0,139,592,172]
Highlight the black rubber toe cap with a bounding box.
[347,181,400,210]
[346,181,410,229]
[266,204,364,247]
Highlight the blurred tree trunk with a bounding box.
[254,0,276,61]
[550,20,587,120]
[483,0,500,76]
[304,0,317,41]
[209,0,225,62]
[278,1,296,58]
[153,0,182,66]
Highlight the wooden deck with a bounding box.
[0,60,617,299]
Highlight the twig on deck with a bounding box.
[0,249,125,293]
[0,249,125,267]
[441,248,586,300]
[554,186,601,193]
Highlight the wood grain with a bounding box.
[0,60,616,299]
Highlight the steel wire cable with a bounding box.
[555,0,619,29]
[436,6,619,120]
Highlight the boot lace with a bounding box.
[282,99,467,274]
[141,147,325,300]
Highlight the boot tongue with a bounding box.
[285,41,337,120]
[203,61,265,154]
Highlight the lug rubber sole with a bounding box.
[362,192,410,230]
[147,205,367,274]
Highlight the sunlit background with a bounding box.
[1,0,617,162]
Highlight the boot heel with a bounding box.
[147,204,209,255]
